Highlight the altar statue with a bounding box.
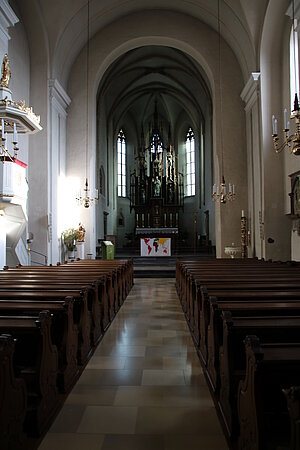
[153,156,160,177]
[153,176,161,197]
[0,54,11,88]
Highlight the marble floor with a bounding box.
[38,278,229,450]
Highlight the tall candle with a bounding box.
[272,115,276,134]
[241,210,245,217]
[284,108,288,129]
[13,122,17,143]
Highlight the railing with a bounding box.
[30,249,47,266]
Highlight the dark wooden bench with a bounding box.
[215,311,300,438]
[10,258,134,313]
[189,277,300,333]
[0,278,103,346]
[0,311,59,436]
[176,258,300,296]
[0,289,92,365]
[206,299,300,391]
[238,336,300,450]
[179,269,300,330]
[199,288,300,365]
[282,386,300,450]
[175,258,298,306]
[0,333,27,450]
[1,268,115,329]
[175,259,300,448]
[0,297,78,392]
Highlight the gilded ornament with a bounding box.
[0,54,11,88]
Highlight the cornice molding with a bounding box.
[49,79,71,114]
[0,0,19,41]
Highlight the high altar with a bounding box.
[130,103,184,254]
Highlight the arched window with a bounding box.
[185,127,195,196]
[290,19,299,109]
[151,133,163,153]
[117,129,126,197]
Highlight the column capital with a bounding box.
[286,2,300,32]
[49,79,71,117]
[240,72,261,112]
[0,0,18,54]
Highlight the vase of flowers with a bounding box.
[62,228,79,259]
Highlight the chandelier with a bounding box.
[212,0,236,203]
[212,176,235,203]
[76,177,97,208]
[0,54,41,163]
[272,0,300,155]
[76,0,98,208]
[272,95,300,155]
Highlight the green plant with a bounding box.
[62,228,79,251]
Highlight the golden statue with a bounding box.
[78,222,86,242]
[0,54,11,88]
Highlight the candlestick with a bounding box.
[13,122,18,143]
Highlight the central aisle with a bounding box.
[39,278,228,450]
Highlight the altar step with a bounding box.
[133,256,176,278]
[115,249,216,278]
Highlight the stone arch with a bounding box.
[66,9,247,256]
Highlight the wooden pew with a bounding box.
[0,289,92,365]
[189,276,300,333]
[238,336,300,450]
[175,258,300,448]
[0,259,133,444]
[0,311,59,436]
[206,298,300,389]
[0,297,78,392]
[0,334,27,450]
[71,259,134,304]
[176,259,300,321]
[0,272,111,332]
[1,269,114,329]
[282,386,300,450]
[69,258,134,296]
[215,310,300,438]
[198,288,300,365]
[10,258,134,313]
[0,278,103,346]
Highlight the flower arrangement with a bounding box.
[61,228,79,251]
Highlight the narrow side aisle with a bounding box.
[39,278,228,450]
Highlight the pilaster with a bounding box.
[241,72,263,258]
[48,78,71,263]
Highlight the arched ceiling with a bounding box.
[15,0,264,87]
[98,46,211,141]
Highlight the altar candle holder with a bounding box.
[241,211,247,258]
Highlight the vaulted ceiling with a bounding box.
[14,0,272,88]
[98,46,211,138]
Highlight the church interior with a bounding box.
[1,0,300,449]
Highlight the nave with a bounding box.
[38,278,228,450]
